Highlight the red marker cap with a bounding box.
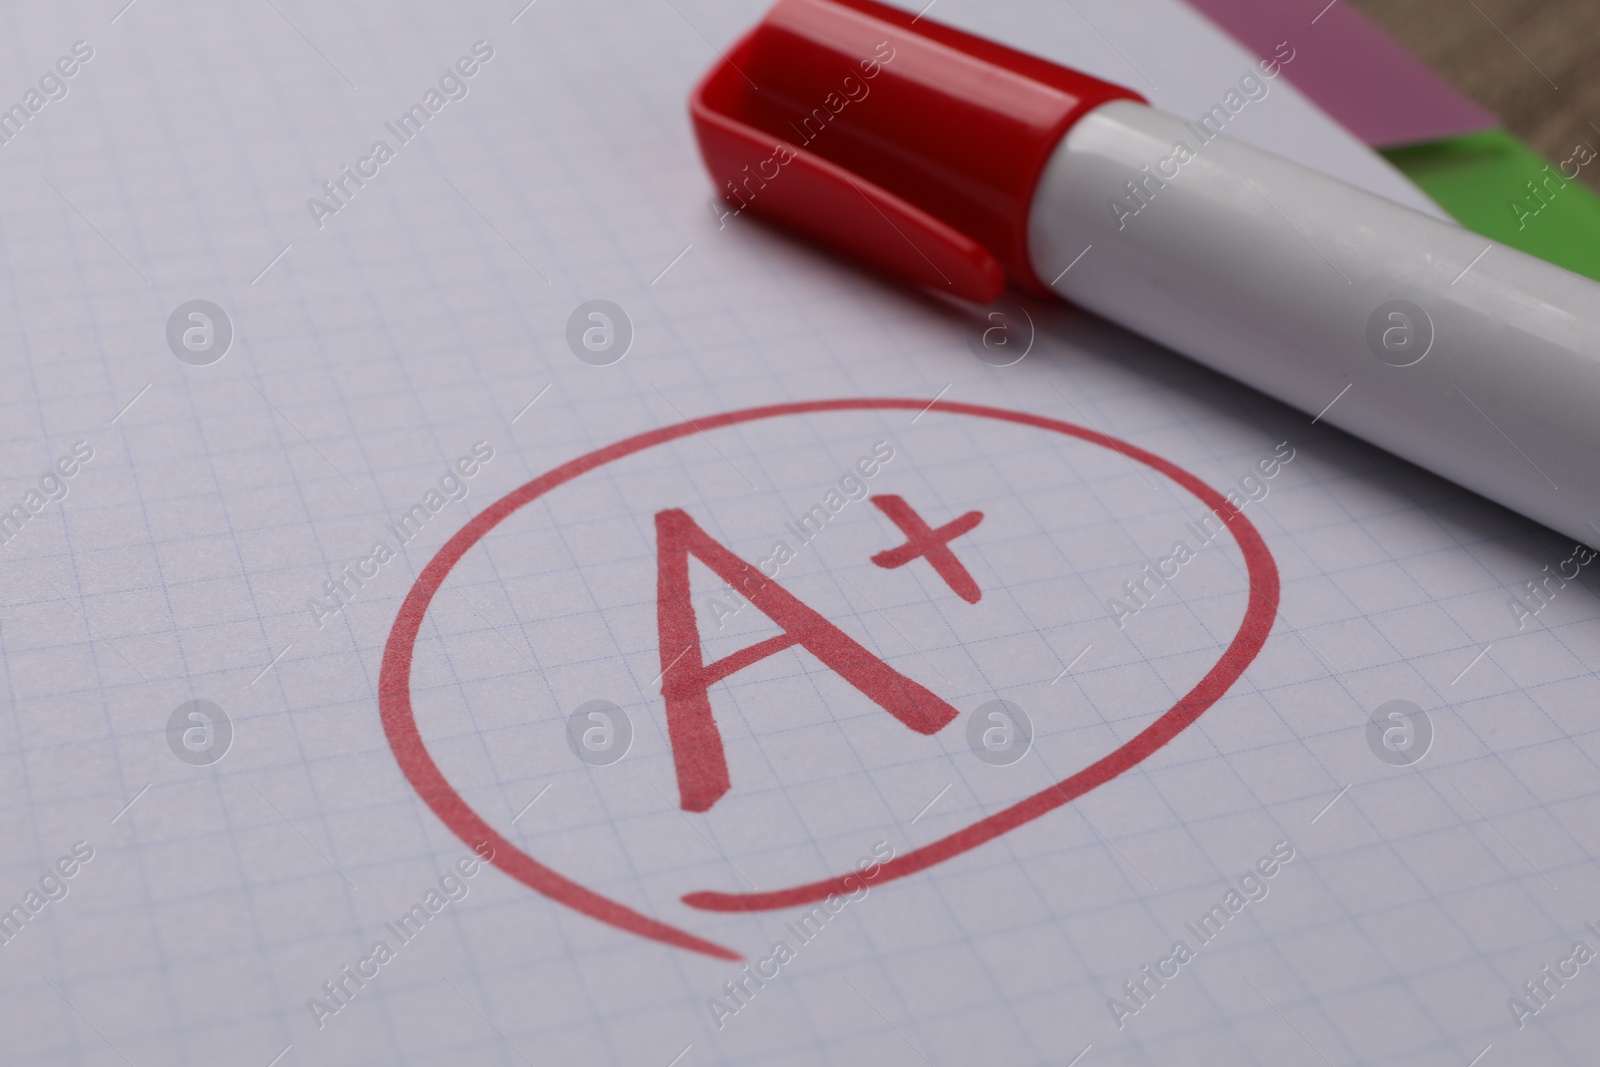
[689,0,1145,304]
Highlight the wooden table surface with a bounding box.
[1353,0,1600,189]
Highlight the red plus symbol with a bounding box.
[869,495,985,604]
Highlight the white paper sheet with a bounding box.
[0,1,1590,1066]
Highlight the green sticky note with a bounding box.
[1382,129,1600,282]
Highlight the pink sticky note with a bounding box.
[1185,0,1497,147]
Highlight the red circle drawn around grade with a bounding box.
[379,399,1280,961]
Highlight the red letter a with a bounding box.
[655,509,958,812]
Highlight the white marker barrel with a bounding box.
[1030,100,1600,546]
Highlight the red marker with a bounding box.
[691,0,1600,546]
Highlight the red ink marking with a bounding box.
[656,508,959,813]
[869,495,985,603]
[379,399,1279,961]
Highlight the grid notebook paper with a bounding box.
[0,1,1594,1065]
